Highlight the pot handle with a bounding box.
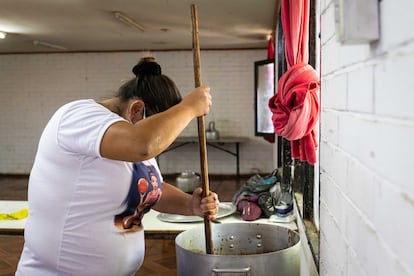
[212,267,251,275]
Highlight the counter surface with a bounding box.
[0,200,297,235]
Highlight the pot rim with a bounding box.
[175,222,301,257]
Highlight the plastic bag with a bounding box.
[232,169,282,220]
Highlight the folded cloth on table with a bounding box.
[237,199,262,221]
[0,208,28,220]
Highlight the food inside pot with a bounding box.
[178,223,299,256]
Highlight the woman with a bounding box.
[16,57,219,276]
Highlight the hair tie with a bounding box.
[132,59,162,76]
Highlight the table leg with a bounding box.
[236,142,240,177]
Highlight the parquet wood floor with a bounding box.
[0,174,246,276]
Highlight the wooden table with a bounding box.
[0,200,27,235]
[0,201,297,237]
[162,136,249,176]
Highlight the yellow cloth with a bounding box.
[0,208,28,220]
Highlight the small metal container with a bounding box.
[206,121,220,140]
[175,170,200,193]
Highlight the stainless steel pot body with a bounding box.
[175,223,300,276]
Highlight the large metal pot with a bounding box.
[175,223,300,276]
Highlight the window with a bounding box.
[254,58,275,137]
[274,0,320,268]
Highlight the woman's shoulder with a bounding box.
[60,99,113,117]
[63,99,98,109]
[56,99,124,130]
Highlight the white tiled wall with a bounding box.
[0,50,275,175]
[319,0,414,275]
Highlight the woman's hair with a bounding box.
[116,57,182,117]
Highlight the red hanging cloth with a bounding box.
[268,0,320,164]
[267,36,275,59]
[282,0,309,66]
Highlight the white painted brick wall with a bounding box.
[0,50,275,175]
[347,67,374,113]
[379,0,414,50]
[375,54,414,119]
[320,0,414,275]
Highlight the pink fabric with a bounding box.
[268,0,320,164]
[282,0,309,67]
[267,37,275,59]
[268,63,319,164]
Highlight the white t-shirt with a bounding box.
[16,99,163,276]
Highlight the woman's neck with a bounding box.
[99,98,125,117]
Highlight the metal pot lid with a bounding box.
[157,202,236,223]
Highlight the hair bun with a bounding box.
[132,57,162,76]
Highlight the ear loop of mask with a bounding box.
[142,104,146,119]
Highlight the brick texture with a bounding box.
[0,50,275,175]
[319,0,414,275]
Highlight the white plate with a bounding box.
[157,202,236,223]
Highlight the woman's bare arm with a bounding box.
[100,86,211,162]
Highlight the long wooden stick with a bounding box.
[191,4,213,255]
